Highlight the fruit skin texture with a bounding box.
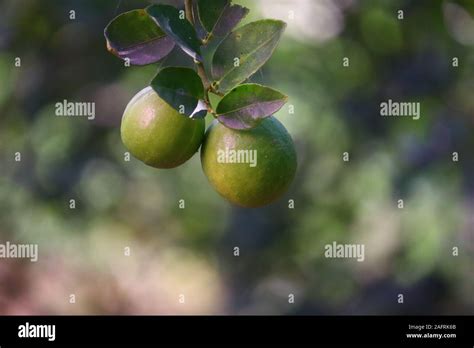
[121,86,205,168]
[201,117,297,208]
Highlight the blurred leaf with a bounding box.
[151,67,205,117]
[212,20,286,93]
[104,9,175,65]
[360,8,402,55]
[147,4,202,61]
[197,0,248,39]
[216,83,287,130]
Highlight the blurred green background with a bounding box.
[0,0,473,314]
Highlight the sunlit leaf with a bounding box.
[212,20,286,93]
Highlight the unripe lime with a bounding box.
[121,86,205,168]
[201,117,297,207]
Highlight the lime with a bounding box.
[201,117,297,207]
[121,86,205,168]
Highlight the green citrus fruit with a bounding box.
[121,86,205,168]
[201,117,297,208]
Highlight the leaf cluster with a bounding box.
[104,0,287,130]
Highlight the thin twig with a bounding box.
[197,63,211,91]
[184,0,194,23]
[184,0,213,109]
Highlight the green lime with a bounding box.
[201,117,297,207]
[121,86,205,168]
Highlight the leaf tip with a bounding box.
[105,40,118,55]
[275,19,287,31]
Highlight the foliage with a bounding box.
[104,0,287,130]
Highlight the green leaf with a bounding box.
[192,0,208,41]
[104,9,175,65]
[146,4,202,62]
[216,84,287,130]
[212,20,286,93]
[196,1,248,87]
[151,67,205,118]
[198,0,228,33]
[197,0,248,39]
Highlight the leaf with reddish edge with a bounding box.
[197,0,248,39]
[104,9,175,66]
[216,83,288,130]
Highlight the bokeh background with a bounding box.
[0,0,473,315]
